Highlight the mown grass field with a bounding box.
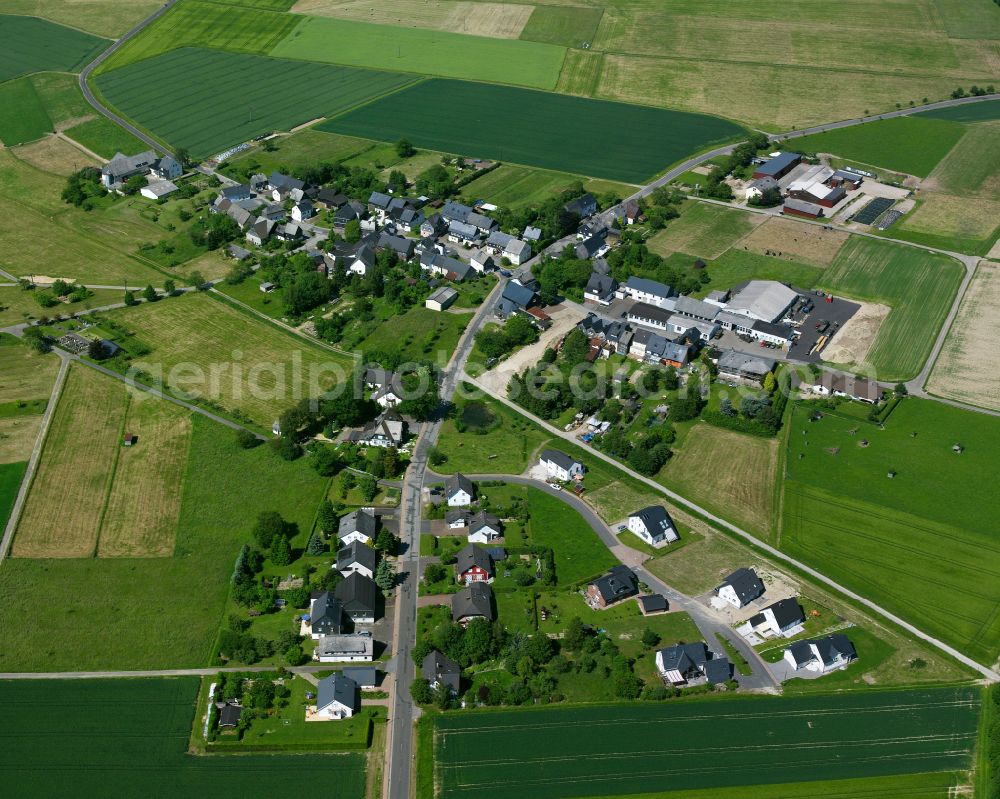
[1,679,367,795]
[0,149,165,283]
[433,687,980,799]
[272,15,566,89]
[784,116,967,178]
[817,237,964,380]
[321,78,745,183]
[11,133,100,175]
[528,487,617,584]
[0,413,330,670]
[927,261,1000,411]
[697,250,823,295]
[926,123,1000,198]
[661,423,778,535]
[96,47,417,157]
[459,165,635,210]
[892,192,1000,256]
[290,0,531,38]
[63,114,148,159]
[0,0,162,36]
[781,399,1000,664]
[0,13,107,81]
[0,337,60,404]
[648,202,763,260]
[520,4,604,47]
[96,0,299,71]
[0,75,52,145]
[101,292,353,426]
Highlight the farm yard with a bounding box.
[98,292,353,426]
[271,16,566,89]
[432,687,980,799]
[320,78,745,183]
[816,237,964,380]
[0,414,330,671]
[1,679,367,796]
[927,261,1000,411]
[95,48,417,158]
[0,14,107,81]
[781,399,1000,664]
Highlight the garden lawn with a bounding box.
[526,487,616,585]
[358,305,473,365]
[0,413,330,670]
[434,687,980,799]
[0,679,367,795]
[271,16,566,89]
[223,129,373,182]
[785,116,966,178]
[435,395,550,475]
[320,78,745,183]
[100,292,354,426]
[96,47,417,158]
[781,399,1000,664]
[817,236,963,380]
[0,14,107,81]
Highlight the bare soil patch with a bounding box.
[822,300,891,368]
[741,217,848,267]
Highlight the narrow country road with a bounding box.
[0,663,341,680]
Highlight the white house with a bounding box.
[714,567,765,609]
[445,473,475,507]
[467,511,502,544]
[336,540,377,580]
[737,598,805,641]
[627,506,679,547]
[616,276,674,307]
[140,180,178,200]
[314,674,359,719]
[291,200,315,222]
[446,509,470,529]
[783,634,857,674]
[539,449,583,482]
[315,633,374,663]
[339,509,376,546]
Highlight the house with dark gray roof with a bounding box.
[337,540,378,580]
[496,280,536,318]
[584,272,617,305]
[217,703,243,728]
[715,567,765,609]
[617,276,674,306]
[456,544,494,584]
[315,673,359,719]
[575,235,608,260]
[586,565,638,608]
[539,449,583,482]
[452,582,495,624]
[445,473,475,506]
[783,633,857,674]
[638,594,669,615]
[656,642,731,685]
[627,506,679,546]
[752,152,801,180]
[378,232,415,261]
[468,511,502,544]
[716,349,776,384]
[339,509,377,546]
[423,650,461,694]
[564,193,597,218]
[447,220,480,245]
[101,150,158,189]
[342,666,378,690]
[309,592,343,638]
[738,598,805,640]
[335,572,379,623]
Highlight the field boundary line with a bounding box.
[0,354,70,563]
[92,388,130,557]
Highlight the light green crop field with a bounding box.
[96,47,417,157]
[0,13,107,81]
[63,115,148,159]
[0,75,51,145]
[96,0,299,72]
[320,78,745,183]
[459,165,635,209]
[0,413,330,670]
[1,679,367,795]
[224,129,373,179]
[782,399,1000,664]
[519,5,604,47]
[817,237,964,380]
[697,250,823,295]
[101,292,353,426]
[926,122,1000,198]
[271,15,566,89]
[648,202,763,260]
[784,116,968,178]
[433,687,980,799]
[0,0,162,37]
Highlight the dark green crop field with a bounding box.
[434,687,980,799]
[920,99,1000,123]
[320,78,744,183]
[0,14,108,82]
[0,678,366,797]
[95,47,416,157]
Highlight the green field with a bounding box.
[528,488,617,584]
[926,122,1000,198]
[459,165,636,210]
[698,250,823,295]
[0,1,162,37]
[358,305,472,365]
[817,237,964,380]
[648,202,760,260]
[433,687,979,799]
[782,399,1000,664]
[0,75,53,145]
[520,5,604,47]
[0,460,26,532]
[64,115,148,159]
[921,99,1000,123]
[0,413,329,670]
[0,679,367,795]
[272,16,566,89]
[96,0,299,72]
[96,47,417,157]
[784,117,966,178]
[321,78,744,183]
[0,14,107,81]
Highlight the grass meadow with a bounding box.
[358,305,472,365]
[783,116,966,178]
[528,487,617,584]
[0,460,25,532]
[0,337,60,404]
[0,286,121,327]
[781,399,1000,664]
[100,292,354,426]
[0,679,367,795]
[0,1,161,36]
[96,47,417,157]
[63,114,148,159]
[520,4,604,47]
[696,250,823,296]
[0,75,52,145]
[0,413,330,670]
[459,165,636,210]
[647,202,763,260]
[0,13,107,81]
[817,237,964,380]
[433,687,980,799]
[271,16,566,89]
[320,78,745,183]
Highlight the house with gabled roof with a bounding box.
[738,598,805,641]
[335,572,379,623]
[445,473,475,506]
[339,509,377,546]
[627,506,679,547]
[586,565,638,608]
[539,449,583,482]
[655,642,732,685]
[584,272,617,305]
[467,511,502,544]
[783,634,857,674]
[715,567,765,609]
[309,592,343,638]
[315,673,359,719]
[337,540,378,580]
[564,193,597,219]
[423,650,461,695]
[495,280,536,318]
[456,544,494,584]
[315,633,374,662]
[452,582,495,625]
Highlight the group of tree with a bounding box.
[704,369,788,436]
[606,238,710,297]
[473,314,539,361]
[188,213,239,250]
[61,167,105,209]
[698,132,770,201]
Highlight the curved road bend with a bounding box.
[77,0,181,157]
[465,374,1000,682]
[425,469,778,690]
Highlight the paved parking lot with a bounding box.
[786,290,860,363]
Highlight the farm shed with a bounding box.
[425,286,458,311]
